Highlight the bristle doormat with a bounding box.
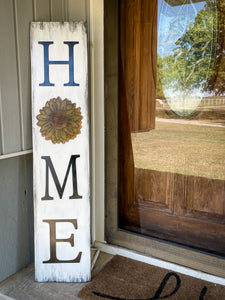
[78,255,225,300]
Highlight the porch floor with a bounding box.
[0,250,113,300]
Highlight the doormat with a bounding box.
[78,255,225,300]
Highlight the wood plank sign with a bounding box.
[30,22,90,282]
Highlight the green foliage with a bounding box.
[158,0,217,97]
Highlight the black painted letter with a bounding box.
[41,155,82,200]
[153,272,181,299]
[43,219,82,264]
[92,272,181,300]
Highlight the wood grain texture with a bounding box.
[134,168,174,212]
[119,66,135,216]
[119,0,158,228]
[120,0,157,132]
[120,168,225,255]
[105,0,120,240]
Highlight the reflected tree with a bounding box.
[207,0,225,95]
[158,0,217,101]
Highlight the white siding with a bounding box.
[0,0,88,155]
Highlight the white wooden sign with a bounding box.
[30,22,90,282]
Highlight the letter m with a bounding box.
[41,155,82,200]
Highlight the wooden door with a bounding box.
[119,0,225,256]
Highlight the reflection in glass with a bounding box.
[157,0,217,117]
[119,0,225,255]
[134,0,225,180]
[132,0,225,181]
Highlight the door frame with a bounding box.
[103,0,225,279]
[89,0,105,243]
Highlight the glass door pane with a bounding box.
[119,0,225,256]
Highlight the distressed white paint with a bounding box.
[30,22,90,282]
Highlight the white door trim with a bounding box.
[89,0,105,244]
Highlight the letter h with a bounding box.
[38,41,79,86]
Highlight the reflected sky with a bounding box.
[157,0,218,116]
[157,0,206,57]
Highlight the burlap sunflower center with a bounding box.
[50,110,68,129]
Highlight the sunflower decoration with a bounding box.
[36,97,83,144]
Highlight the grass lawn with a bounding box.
[132,120,225,180]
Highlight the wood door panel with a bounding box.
[120,168,225,255]
[186,176,225,220]
[134,168,174,213]
[120,205,225,255]
[134,168,225,221]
